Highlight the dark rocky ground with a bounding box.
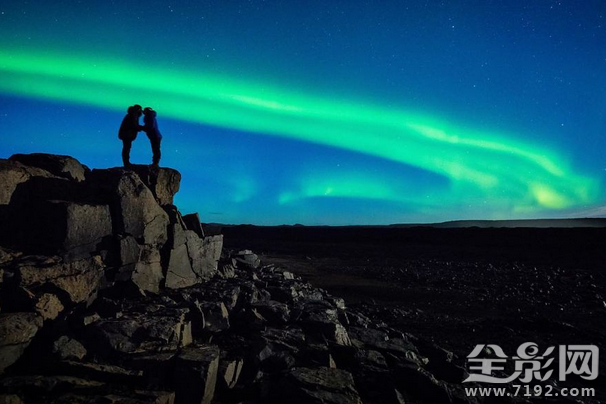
[222,225,606,402]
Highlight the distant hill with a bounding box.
[391,218,606,228]
[210,218,606,229]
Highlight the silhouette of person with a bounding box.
[118,104,143,167]
[142,107,162,167]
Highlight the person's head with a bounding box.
[127,104,143,116]
[143,107,156,118]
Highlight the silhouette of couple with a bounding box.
[118,104,162,167]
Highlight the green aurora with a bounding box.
[0,49,600,214]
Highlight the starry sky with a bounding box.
[1,1,605,225]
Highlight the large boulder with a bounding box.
[0,313,43,374]
[14,255,105,304]
[116,245,164,294]
[34,293,65,321]
[129,165,181,206]
[165,229,223,289]
[85,307,192,355]
[0,159,55,205]
[187,234,223,281]
[165,243,198,290]
[182,213,204,238]
[14,200,112,256]
[89,169,169,246]
[174,345,220,404]
[9,153,88,182]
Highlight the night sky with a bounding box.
[1,1,605,225]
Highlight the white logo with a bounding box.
[463,343,599,383]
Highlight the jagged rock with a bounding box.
[353,349,388,370]
[89,169,169,246]
[234,308,266,332]
[82,313,101,326]
[254,327,306,371]
[325,296,346,310]
[348,327,389,349]
[393,363,454,403]
[34,293,64,320]
[165,244,197,290]
[128,165,181,206]
[326,323,352,346]
[0,247,17,266]
[86,317,139,354]
[260,349,296,373]
[217,263,236,279]
[339,310,371,328]
[126,351,176,390]
[251,300,290,325]
[186,233,223,281]
[0,159,56,205]
[182,213,205,238]
[164,231,222,289]
[267,283,304,303]
[370,338,427,367]
[52,360,144,385]
[118,235,141,267]
[218,355,244,390]
[302,344,337,369]
[234,250,260,269]
[9,153,88,182]
[52,336,87,361]
[174,345,220,404]
[296,301,351,346]
[86,308,192,355]
[0,313,43,374]
[279,367,362,404]
[16,255,105,304]
[117,245,164,294]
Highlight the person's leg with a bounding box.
[122,139,132,167]
[152,138,161,166]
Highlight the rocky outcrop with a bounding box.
[0,154,223,380]
[88,168,170,246]
[9,153,89,182]
[0,159,57,205]
[0,153,484,403]
[128,164,181,206]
